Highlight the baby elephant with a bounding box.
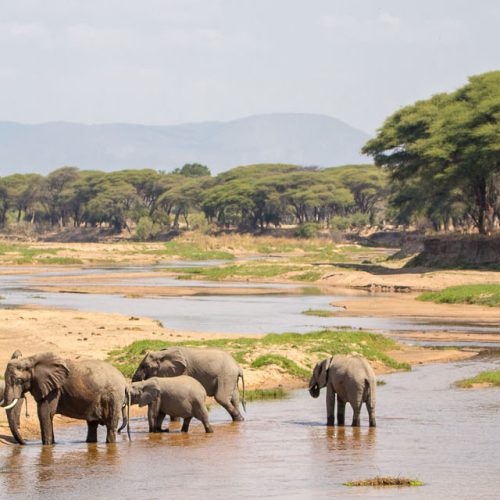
[309,354,376,427]
[130,376,213,434]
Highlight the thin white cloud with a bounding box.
[0,22,48,39]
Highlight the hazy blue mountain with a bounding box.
[0,113,370,175]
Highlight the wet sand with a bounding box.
[333,293,500,327]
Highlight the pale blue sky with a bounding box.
[0,0,498,133]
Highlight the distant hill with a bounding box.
[0,113,370,175]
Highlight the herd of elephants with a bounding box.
[0,346,377,445]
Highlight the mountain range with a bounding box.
[0,113,370,175]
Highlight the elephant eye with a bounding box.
[16,378,23,384]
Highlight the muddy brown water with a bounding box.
[1,359,499,499]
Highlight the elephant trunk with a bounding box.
[6,399,26,445]
[308,379,320,398]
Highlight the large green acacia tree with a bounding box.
[363,71,500,234]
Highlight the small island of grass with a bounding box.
[344,476,423,487]
[417,284,500,307]
[456,370,500,388]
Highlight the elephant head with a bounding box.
[308,357,332,398]
[132,348,187,382]
[130,380,160,407]
[2,351,69,444]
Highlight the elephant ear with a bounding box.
[158,348,187,375]
[32,353,69,402]
[138,382,160,408]
[316,357,333,388]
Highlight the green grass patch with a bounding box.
[108,329,409,379]
[34,257,83,265]
[293,271,322,282]
[175,263,298,281]
[0,242,72,264]
[344,476,423,487]
[251,354,311,379]
[418,284,500,307]
[241,387,289,401]
[456,370,500,388]
[146,241,234,261]
[302,309,336,317]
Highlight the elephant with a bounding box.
[1,350,28,439]
[309,354,376,427]
[130,376,213,434]
[132,347,246,422]
[2,351,131,445]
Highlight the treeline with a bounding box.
[0,163,388,235]
[363,70,500,235]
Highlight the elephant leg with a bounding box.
[351,399,362,427]
[326,384,335,426]
[105,409,119,443]
[215,384,243,422]
[195,405,213,433]
[86,421,98,443]
[230,386,243,419]
[37,392,59,445]
[336,396,346,426]
[366,396,376,428]
[181,417,192,433]
[157,411,168,432]
[147,402,160,433]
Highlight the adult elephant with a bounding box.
[2,351,130,445]
[1,350,27,440]
[132,347,246,421]
[309,354,376,427]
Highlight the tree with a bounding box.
[172,163,211,177]
[363,71,500,234]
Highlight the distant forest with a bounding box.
[0,71,498,238]
[0,163,388,237]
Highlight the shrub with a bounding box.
[294,223,321,239]
[135,217,161,241]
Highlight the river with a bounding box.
[1,358,499,498]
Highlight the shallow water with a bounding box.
[1,266,499,340]
[1,359,499,499]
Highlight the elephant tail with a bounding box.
[239,369,246,413]
[126,386,131,441]
[365,378,376,407]
[118,387,132,441]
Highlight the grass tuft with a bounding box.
[302,309,336,317]
[344,476,423,487]
[241,387,289,401]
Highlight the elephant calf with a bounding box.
[130,376,213,434]
[309,354,376,427]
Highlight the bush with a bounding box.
[294,223,320,238]
[330,213,370,231]
[135,217,161,241]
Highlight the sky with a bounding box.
[0,0,498,134]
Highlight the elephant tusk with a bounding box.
[0,399,3,406]
[3,398,19,411]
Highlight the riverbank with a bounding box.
[0,305,478,445]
